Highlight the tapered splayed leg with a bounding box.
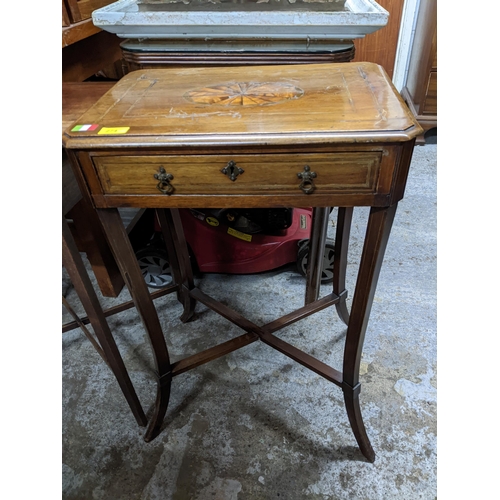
[144,371,172,442]
[342,204,398,462]
[155,208,195,322]
[97,208,173,441]
[157,208,196,323]
[304,207,330,305]
[154,209,183,303]
[62,215,147,427]
[333,207,353,325]
[343,382,375,462]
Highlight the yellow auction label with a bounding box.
[206,217,219,227]
[98,127,130,135]
[227,227,252,242]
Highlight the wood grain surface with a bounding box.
[63,62,421,148]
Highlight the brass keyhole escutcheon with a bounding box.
[221,160,244,182]
[297,165,317,194]
[154,166,174,195]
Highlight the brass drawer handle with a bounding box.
[297,165,317,194]
[221,160,244,181]
[154,166,174,195]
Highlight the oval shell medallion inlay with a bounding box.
[184,82,304,106]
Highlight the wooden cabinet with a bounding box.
[62,1,71,27]
[401,0,437,141]
[353,0,404,79]
[64,0,116,24]
[62,0,118,47]
[62,0,126,81]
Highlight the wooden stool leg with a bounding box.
[68,198,125,297]
[156,209,196,323]
[97,208,173,442]
[153,209,183,304]
[62,216,147,427]
[333,207,353,325]
[304,207,330,305]
[342,204,398,462]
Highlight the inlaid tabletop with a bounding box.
[63,62,421,148]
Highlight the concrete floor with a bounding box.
[62,143,437,499]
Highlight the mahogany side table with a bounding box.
[63,62,423,462]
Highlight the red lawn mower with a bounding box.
[135,207,335,288]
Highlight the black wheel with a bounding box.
[135,246,172,289]
[297,240,335,284]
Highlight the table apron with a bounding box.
[91,192,392,209]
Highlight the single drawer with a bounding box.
[92,152,384,197]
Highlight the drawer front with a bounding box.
[93,152,383,197]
